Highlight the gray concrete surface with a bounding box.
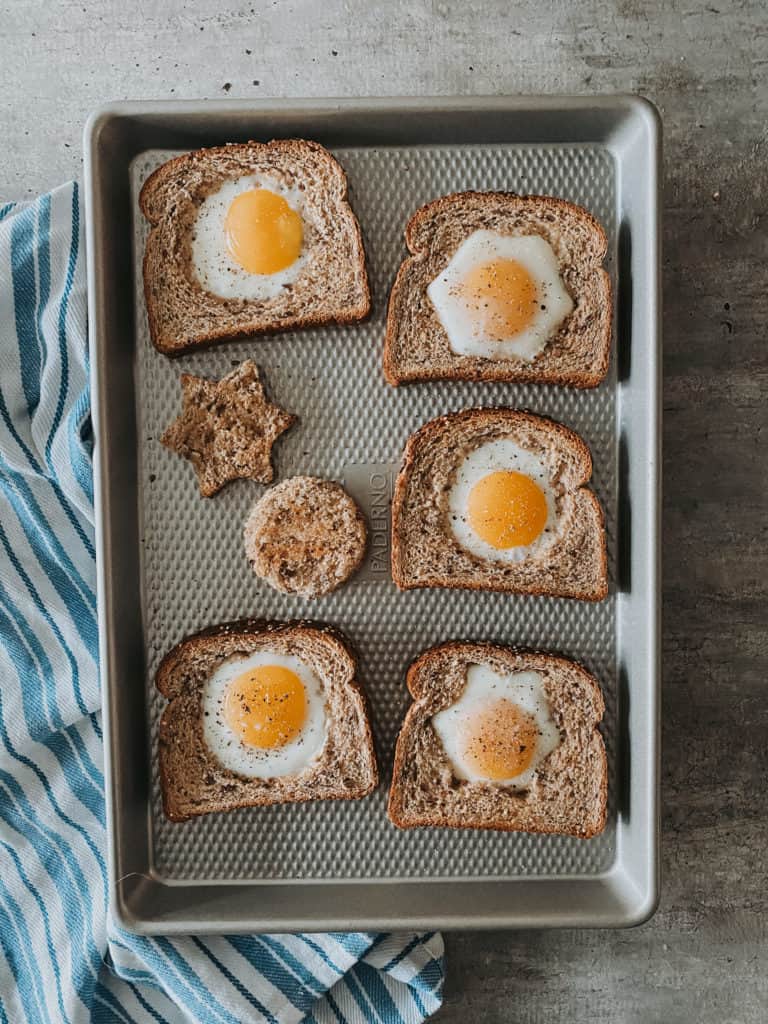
[2,0,766,1021]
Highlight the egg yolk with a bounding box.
[467,470,548,548]
[459,258,538,339]
[462,698,539,780]
[224,189,303,275]
[223,665,307,749]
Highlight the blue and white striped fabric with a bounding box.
[0,183,444,1023]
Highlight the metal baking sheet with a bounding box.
[84,97,660,933]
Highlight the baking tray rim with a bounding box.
[84,94,661,933]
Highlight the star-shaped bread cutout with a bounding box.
[160,360,297,497]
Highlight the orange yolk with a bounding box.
[223,665,307,749]
[467,470,548,548]
[459,258,539,339]
[224,189,303,275]
[462,698,539,780]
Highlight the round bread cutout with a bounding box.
[244,476,367,598]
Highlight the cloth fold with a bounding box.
[0,183,444,1023]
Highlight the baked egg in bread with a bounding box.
[427,230,574,362]
[202,650,327,778]
[156,621,379,821]
[390,409,608,600]
[431,664,560,788]
[139,140,371,355]
[449,438,558,564]
[192,174,306,300]
[387,641,607,836]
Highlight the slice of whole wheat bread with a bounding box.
[140,140,371,355]
[391,408,608,601]
[157,619,378,821]
[383,191,611,387]
[387,641,607,837]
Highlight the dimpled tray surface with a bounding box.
[131,143,617,882]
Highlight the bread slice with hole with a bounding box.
[383,191,611,387]
[391,408,608,601]
[140,139,371,355]
[157,620,378,821]
[387,642,607,837]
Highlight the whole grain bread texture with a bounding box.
[384,191,611,387]
[157,619,379,821]
[140,140,371,355]
[387,641,607,837]
[244,476,368,598]
[160,360,296,497]
[391,408,608,601]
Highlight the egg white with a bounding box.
[191,174,307,300]
[449,438,559,564]
[202,650,327,779]
[427,230,574,361]
[431,665,560,789]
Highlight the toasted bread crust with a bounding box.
[140,139,371,355]
[383,191,611,388]
[387,642,608,838]
[157,619,379,821]
[390,409,609,601]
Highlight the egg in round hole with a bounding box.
[449,438,558,564]
[427,230,574,361]
[191,174,306,300]
[202,650,327,778]
[431,665,560,788]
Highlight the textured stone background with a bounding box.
[1,1,766,1020]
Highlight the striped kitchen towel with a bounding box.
[0,183,444,1023]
